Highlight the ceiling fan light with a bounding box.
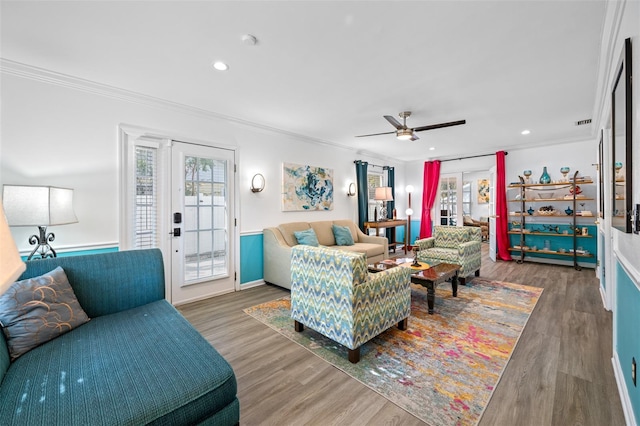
[396,129,413,140]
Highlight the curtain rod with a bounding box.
[440,152,507,162]
[353,161,387,169]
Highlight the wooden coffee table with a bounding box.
[410,263,461,314]
[368,259,461,315]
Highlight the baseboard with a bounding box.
[612,352,637,426]
[240,279,266,289]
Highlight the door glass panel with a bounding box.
[183,155,228,284]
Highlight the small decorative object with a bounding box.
[569,185,582,195]
[560,167,570,182]
[523,170,532,184]
[582,227,589,236]
[537,192,554,199]
[615,161,623,181]
[544,240,551,251]
[565,206,574,215]
[539,166,551,184]
[538,205,556,216]
[411,247,421,267]
[527,206,534,215]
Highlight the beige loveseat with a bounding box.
[263,219,388,289]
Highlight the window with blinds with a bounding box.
[367,173,383,222]
[134,146,158,249]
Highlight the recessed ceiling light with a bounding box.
[429,147,435,151]
[521,130,531,135]
[213,61,229,71]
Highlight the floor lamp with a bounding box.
[405,185,414,251]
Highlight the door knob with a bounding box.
[170,228,181,237]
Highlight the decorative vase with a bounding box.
[539,166,551,184]
[523,170,532,184]
[565,206,574,216]
[527,206,534,215]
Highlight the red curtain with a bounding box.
[419,160,441,238]
[495,151,512,261]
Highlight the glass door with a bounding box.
[171,142,235,305]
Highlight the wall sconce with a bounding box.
[250,174,265,193]
[2,185,78,260]
[347,182,356,197]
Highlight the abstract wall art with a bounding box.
[282,162,334,211]
[477,179,490,204]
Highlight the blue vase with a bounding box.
[527,206,534,215]
[539,166,551,184]
[565,206,574,215]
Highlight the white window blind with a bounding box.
[134,146,158,249]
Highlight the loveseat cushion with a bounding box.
[0,300,238,425]
[278,222,311,247]
[332,225,355,246]
[310,221,336,246]
[335,243,384,258]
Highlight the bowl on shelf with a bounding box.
[537,192,554,199]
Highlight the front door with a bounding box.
[171,141,236,305]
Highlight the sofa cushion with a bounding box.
[332,224,354,246]
[294,229,319,246]
[310,221,336,246]
[418,247,460,263]
[0,300,238,425]
[278,222,311,247]
[0,267,90,361]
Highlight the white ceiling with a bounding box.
[1,1,606,162]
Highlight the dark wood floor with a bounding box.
[178,245,626,426]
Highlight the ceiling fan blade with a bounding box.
[413,120,466,132]
[355,130,396,138]
[409,133,420,141]
[384,115,404,130]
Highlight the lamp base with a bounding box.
[27,226,57,260]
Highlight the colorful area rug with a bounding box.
[244,278,542,425]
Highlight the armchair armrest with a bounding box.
[414,237,435,250]
[458,240,481,257]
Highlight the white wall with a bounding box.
[0,72,403,252]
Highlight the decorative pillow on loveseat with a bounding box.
[0,266,90,360]
[332,224,355,246]
[294,229,319,246]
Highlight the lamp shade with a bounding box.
[0,202,26,294]
[2,185,78,226]
[374,186,394,201]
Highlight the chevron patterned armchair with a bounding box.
[414,225,482,285]
[290,245,412,363]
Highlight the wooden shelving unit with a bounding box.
[508,171,595,270]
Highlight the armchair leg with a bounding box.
[294,320,304,332]
[475,269,480,277]
[459,277,466,286]
[398,318,408,330]
[348,347,361,363]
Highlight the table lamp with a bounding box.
[374,187,394,221]
[2,185,78,260]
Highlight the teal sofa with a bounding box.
[0,249,239,425]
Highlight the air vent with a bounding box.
[575,119,592,126]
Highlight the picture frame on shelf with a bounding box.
[611,37,632,233]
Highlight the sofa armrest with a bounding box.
[263,227,294,289]
[415,237,435,250]
[355,228,389,255]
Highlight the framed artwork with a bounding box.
[282,162,334,211]
[611,38,632,233]
[477,179,490,204]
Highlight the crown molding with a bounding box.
[0,58,357,157]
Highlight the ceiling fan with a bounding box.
[356,111,466,141]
